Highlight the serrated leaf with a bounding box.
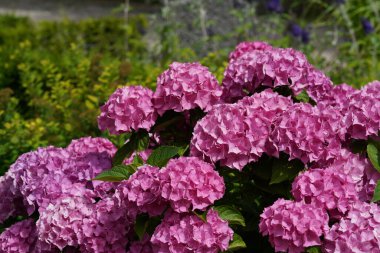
[372,180,380,202]
[93,164,137,182]
[367,141,380,172]
[146,146,183,167]
[112,130,149,166]
[227,233,246,251]
[132,154,144,166]
[270,158,304,185]
[213,205,245,227]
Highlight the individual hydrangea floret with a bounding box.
[66,137,116,157]
[128,235,153,253]
[0,219,37,253]
[228,41,272,62]
[151,209,233,252]
[159,157,224,213]
[80,197,131,253]
[191,103,270,170]
[259,199,329,253]
[119,165,166,216]
[271,103,343,164]
[153,62,222,115]
[291,167,359,216]
[323,201,380,253]
[221,46,332,102]
[98,86,157,135]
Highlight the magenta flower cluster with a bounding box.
[2,41,380,253]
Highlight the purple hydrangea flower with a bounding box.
[79,197,131,253]
[151,209,233,252]
[98,86,157,135]
[0,174,27,223]
[117,165,166,217]
[159,157,225,212]
[153,62,222,115]
[323,202,380,253]
[259,199,329,253]
[66,137,116,157]
[0,219,37,253]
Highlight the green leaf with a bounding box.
[193,210,207,222]
[270,158,304,185]
[295,90,310,103]
[146,145,187,167]
[132,154,144,166]
[227,233,246,251]
[213,205,246,227]
[134,214,149,240]
[306,246,322,253]
[93,164,137,182]
[367,141,380,172]
[372,180,380,202]
[112,130,149,166]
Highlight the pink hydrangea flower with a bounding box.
[228,41,272,61]
[79,197,131,253]
[159,157,225,213]
[98,86,157,134]
[191,103,270,170]
[128,235,153,253]
[36,184,95,250]
[0,219,37,253]
[259,199,329,253]
[8,146,72,214]
[323,202,380,253]
[66,137,116,157]
[117,165,166,216]
[271,103,343,164]
[153,62,222,115]
[291,167,359,216]
[151,209,233,252]
[222,47,332,102]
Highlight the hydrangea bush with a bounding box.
[1,41,380,253]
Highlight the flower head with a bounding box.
[159,157,225,212]
[153,62,222,115]
[98,86,157,135]
[259,199,329,253]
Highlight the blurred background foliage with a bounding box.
[0,0,379,174]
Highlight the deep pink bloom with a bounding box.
[259,199,329,253]
[0,174,27,223]
[323,202,380,253]
[292,167,359,216]
[66,137,117,157]
[222,46,332,102]
[271,103,343,164]
[119,165,166,216]
[98,86,157,134]
[228,41,272,62]
[159,157,225,212]
[153,62,222,115]
[151,209,233,252]
[191,103,270,170]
